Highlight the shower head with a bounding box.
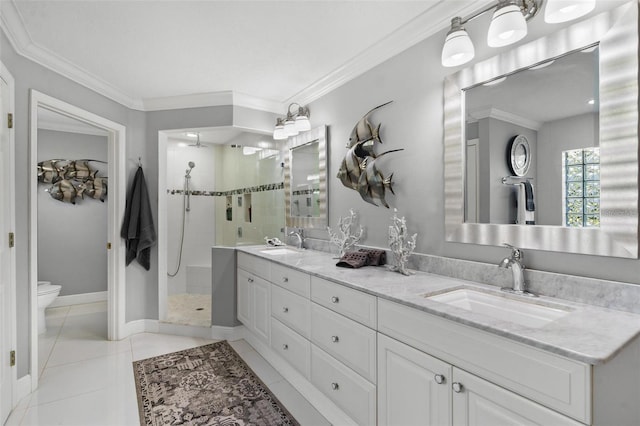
[185,161,195,177]
[188,133,207,148]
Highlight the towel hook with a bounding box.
[138,157,142,167]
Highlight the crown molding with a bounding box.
[0,1,143,110]
[467,106,542,130]
[286,0,492,106]
[142,91,282,113]
[2,0,492,112]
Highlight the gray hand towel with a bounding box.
[121,166,156,270]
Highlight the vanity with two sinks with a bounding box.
[236,245,640,426]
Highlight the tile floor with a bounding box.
[6,302,330,426]
[165,293,212,327]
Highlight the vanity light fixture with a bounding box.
[442,0,541,67]
[487,1,528,47]
[544,0,595,23]
[273,103,311,140]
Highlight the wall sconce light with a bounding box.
[273,103,310,140]
[442,0,594,68]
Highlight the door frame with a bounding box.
[0,61,17,422]
[28,90,127,390]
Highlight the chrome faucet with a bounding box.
[288,228,304,250]
[498,244,535,296]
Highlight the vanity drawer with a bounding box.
[377,299,591,424]
[271,263,310,298]
[311,345,376,426]
[311,276,377,328]
[271,284,311,339]
[270,318,310,379]
[311,304,376,383]
[237,252,270,280]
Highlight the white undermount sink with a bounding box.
[259,247,301,256]
[426,288,571,328]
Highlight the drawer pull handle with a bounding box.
[331,296,339,303]
[282,277,289,283]
[282,307,289,313]
[452,382,463,393]
[434,374,445,385]
[282,344,288,350]
[331,335,339,343]
[331,382,339,391]
[247,278,254,283]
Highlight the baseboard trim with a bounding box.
[15,374,31,404]
[119,319,244,341]
[244,333,357,426]
[49,291,107,308]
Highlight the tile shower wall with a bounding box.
[166,139,216,295]
[167,141,285,294]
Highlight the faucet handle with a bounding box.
[502,243,522,260]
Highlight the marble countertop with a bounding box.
[238,245,640,365]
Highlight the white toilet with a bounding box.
[38,281,62,334]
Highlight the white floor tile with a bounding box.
[29,351,134,407]
[130,332,214,361]
[21,386,139,426]
[19,302,326,426]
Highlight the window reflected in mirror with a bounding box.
[463,45,599,226]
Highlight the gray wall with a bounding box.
[537,113,599,225]
[1,29,147,378]
[37,130,108,296]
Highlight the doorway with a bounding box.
[28,90,126,391]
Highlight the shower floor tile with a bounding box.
[166,293,211,327]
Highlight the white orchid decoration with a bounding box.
[387,209,417,276]
[327,209,364,258]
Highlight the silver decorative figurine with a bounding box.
[387,209,417,276]
[327,209,364,258]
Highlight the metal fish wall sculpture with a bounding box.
[338,101,403,208]
[39,159,108,204]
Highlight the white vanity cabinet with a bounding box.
[236,253,271,343]
[378,298,589,425]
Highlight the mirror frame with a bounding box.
[285,125,328,228]
[444,2,638,258]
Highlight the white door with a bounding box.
[0,67,16,425]
[377,333,452,426]
[452,368,582,426]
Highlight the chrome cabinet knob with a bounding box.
[282,307,289,313]
[452,382,463,393]
[331,335,339,343]
[434,374,445,384]
[282,277,289,283]
[247,278,254,283]
[282,344,288,350]
[331,382,339,390]
[331,296,339,303]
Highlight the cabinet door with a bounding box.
[452,368,583,426]
[252,277,270,343]
[237,269,252,327]
[378,334,452,426]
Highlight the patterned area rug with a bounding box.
[133,341,299,425]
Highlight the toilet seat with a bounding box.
[38,283,61,295]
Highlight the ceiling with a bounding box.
[1,0,487,111]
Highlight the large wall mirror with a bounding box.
[444,2,638,258]
[285,125,328,228]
